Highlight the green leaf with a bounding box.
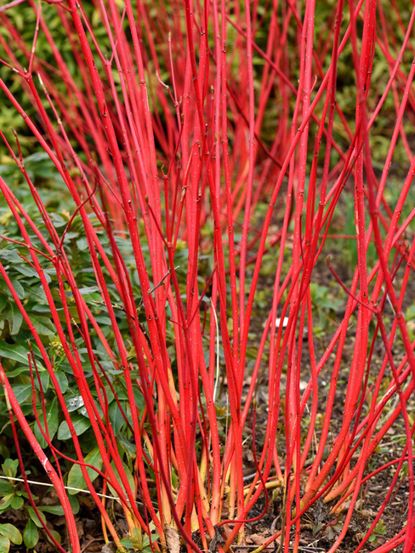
[0,523,22,545]
[6,303,23,336]
[134,387,144,410]
[13,264,38,278]
[0,535,10,553]
[36,370,50,393]
[2,366,26,377]
[34,397,59,448]
[65,395,84,413]
[46,529,61,545]
[27,506,46,528]
[1,459,18,478]
[0,344,28,364]
[68,494,79,514]
[9,279,25,300]
[406,304,415,321]
[76,237,88,251]
[118,438,136,461]
[0,297,7,314]
[109,401,128,435]
[11,384,32,405]
[79,286,100,296]
[31,316,55,337]
[0,250,21,264]
[0,494,14,513]
[0,480,14,496]
[57,415,90,440]
[119,537,134,549]
[67,448,103,494]
[23,519,39,549]
[54,372,68,394]
[107,461,135,500]
[38,504,64,516]
[10,495,24,509]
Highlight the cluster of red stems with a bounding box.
[0,0,414,552]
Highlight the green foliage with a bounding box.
[0,1,413,550]
[0,523,22,553]
[368,519,387,544]
[310,282,344,338]
[67,447,103,494]
[0,156,146,543]
[405,304,415,341]
[0,2,113,154]
[0,458,70,550]
[118,525,157,552]
[0,158,141,371]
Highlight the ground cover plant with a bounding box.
[0,0,414,551]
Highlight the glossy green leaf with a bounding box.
[109,401,128,435]
[34,397,59,448]
[11,384,32,405]
[57,415,90,440]
[34,371,50,394]
[0,344,28,364]
[67,448,103,494]
[54,371,68,394]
